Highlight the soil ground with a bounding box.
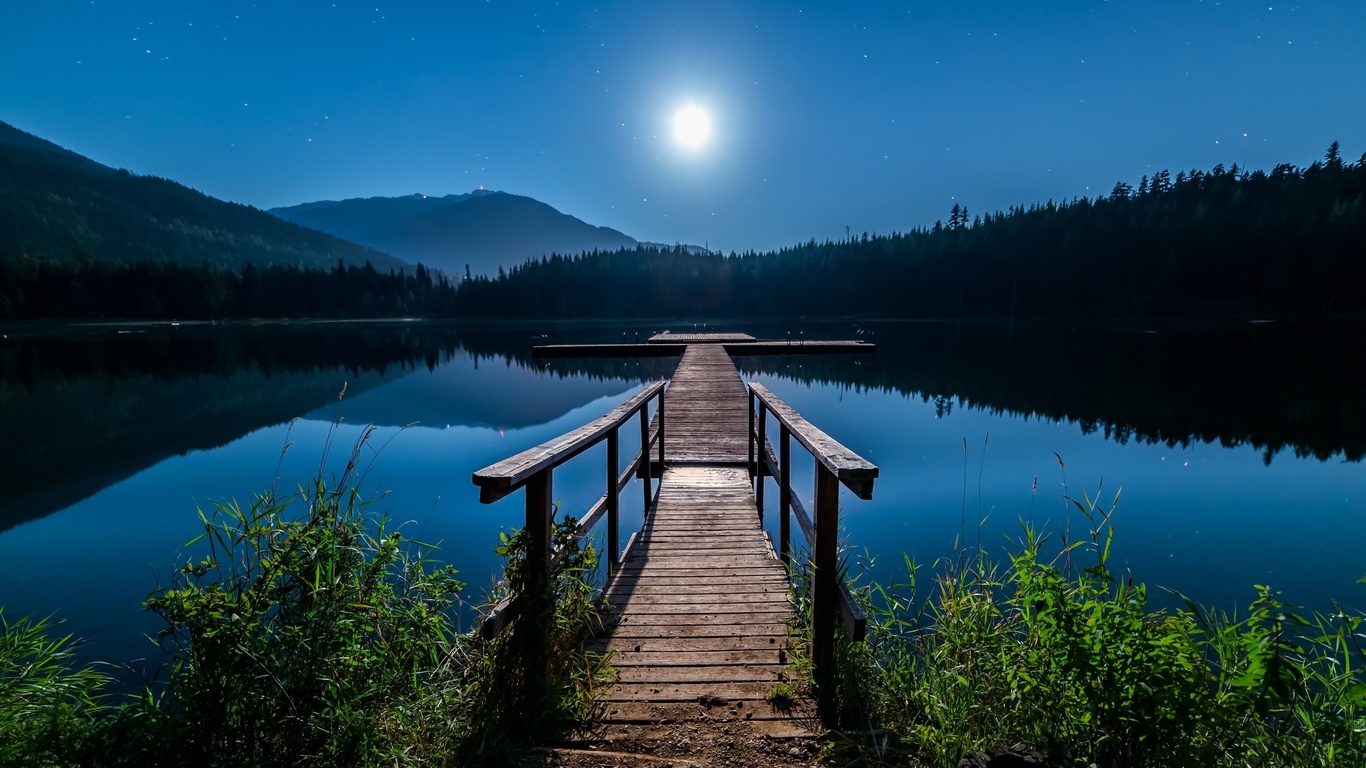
[517,722,928,768]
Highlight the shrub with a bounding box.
[144,426,466,767]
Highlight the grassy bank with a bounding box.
[802,485,1366,767]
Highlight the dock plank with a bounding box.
[591,346,809,732]
[659,346,751,464]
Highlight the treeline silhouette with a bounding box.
[0,258,459,320]
[3,143,1363,320]
[457,143,1366,319]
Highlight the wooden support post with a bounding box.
[779,424,791,569]
[640,406,651,514]
[755,401,766,520]
[812,463,840,717]
[525,469,553,596]
[606,428,620,573]
[521,468,553,710]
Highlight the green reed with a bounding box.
[0,611,113,767]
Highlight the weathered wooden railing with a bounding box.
[748,383,878,702]
[471,381,665,638]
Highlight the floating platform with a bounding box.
[533,339,875,358]
[648,331,755,344]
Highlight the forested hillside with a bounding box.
[457,143,1366,320]
[0,121,409,273]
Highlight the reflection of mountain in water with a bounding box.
[1,366,391,533]
[0,323,655,533]
[302,349,650,429]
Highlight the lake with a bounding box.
[1,318,1363,687]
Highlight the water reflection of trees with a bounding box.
[525,320,1364,464]
[731,321,1363,464]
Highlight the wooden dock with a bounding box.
[472,336,878,741]
[587,345,810,732]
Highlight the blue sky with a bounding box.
[4,1,1364,252]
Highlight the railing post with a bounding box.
[656,388,665,474]
[640,405,651,514]
[755,400,766,520]
[607,427,620,573]
[779,423,791,569]
[812,462,840,717]
[748,388,756,479]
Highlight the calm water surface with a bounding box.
[1,319,1362,685]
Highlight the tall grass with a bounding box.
[0,612,113,767]
[799,482,1366,767]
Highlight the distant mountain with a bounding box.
[270,191,639,277]
[0,120,410,272]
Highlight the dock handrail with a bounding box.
[747,382,878,701]
[472,380,665,638]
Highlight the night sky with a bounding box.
[4,1,1364,253]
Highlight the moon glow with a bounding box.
[673,106,712,148]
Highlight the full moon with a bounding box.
[673,106,712,148]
